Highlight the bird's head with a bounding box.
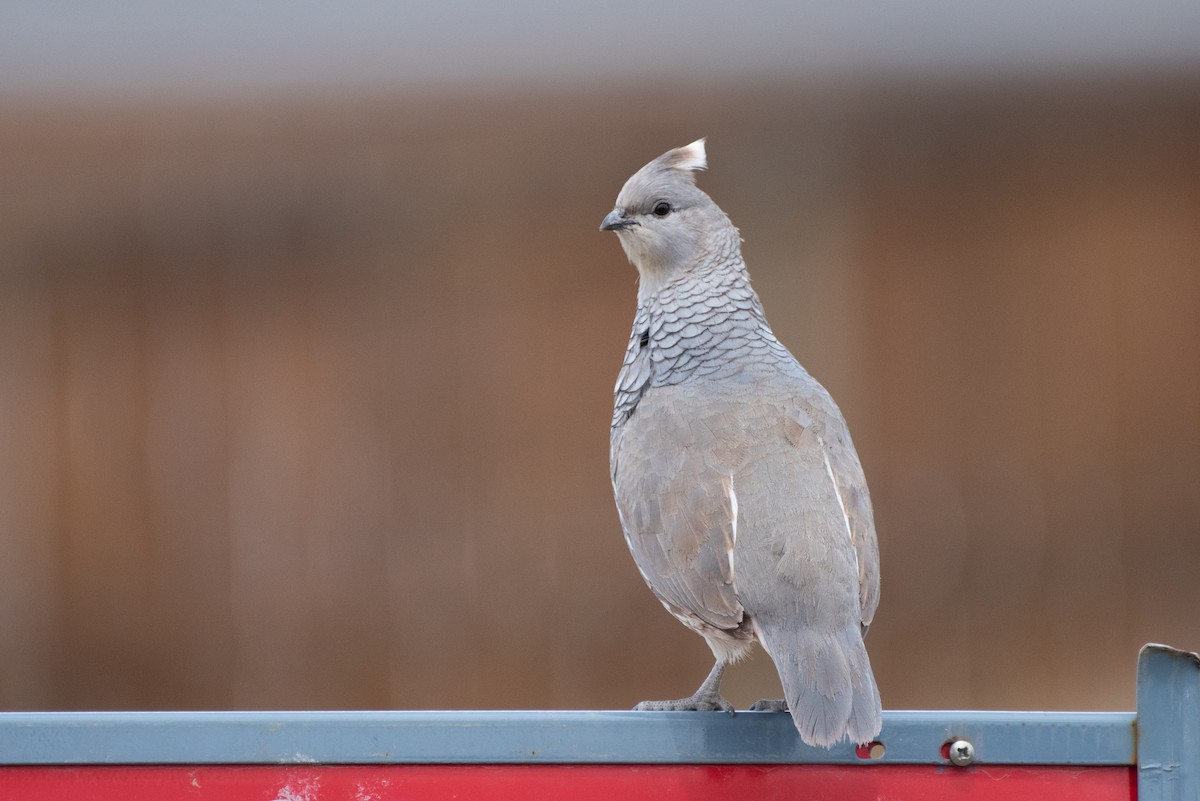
[600,139,738,297]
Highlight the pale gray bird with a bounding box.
[601,139,882,748]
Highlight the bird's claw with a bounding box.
[635,692,736,715]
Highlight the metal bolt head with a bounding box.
[948,739,975,766]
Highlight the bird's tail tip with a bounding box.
[762,624,882,749]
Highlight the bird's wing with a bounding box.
[611,399,745,632]
[759,382,880,629]
[824,423,880,628]
[720,405,862,621]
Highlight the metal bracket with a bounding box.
[1137,643,1200,801]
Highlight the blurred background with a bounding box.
[1,1,1198,714]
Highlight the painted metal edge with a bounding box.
[0,709,1134,766]
[1137,643,1200,801]
[0,764,1139,801]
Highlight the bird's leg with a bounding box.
[634,660,735,714]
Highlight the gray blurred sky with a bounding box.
[3,0,1200,97]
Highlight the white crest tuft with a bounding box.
[651,138,707,175]
[673,138,707,172]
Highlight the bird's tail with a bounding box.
[758,623,882,748]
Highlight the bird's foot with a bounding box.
[635,692,735,714]
[749,698,789,712]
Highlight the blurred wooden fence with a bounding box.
[0,80,1197,712]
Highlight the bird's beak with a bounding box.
[600,210,636,232]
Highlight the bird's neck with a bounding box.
[632,259,792,388]
[641,256,766,328]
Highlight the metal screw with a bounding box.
[948,739,975,766]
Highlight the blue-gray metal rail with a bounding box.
[0,708,1137,765]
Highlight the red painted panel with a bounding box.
[0,764,1135,801]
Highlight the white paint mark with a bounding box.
[270,773,321,801]
[354,777,391,801]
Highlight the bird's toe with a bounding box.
[749,698,789,712]
[635,692,735,714]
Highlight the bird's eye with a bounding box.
[652,201,672,217]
